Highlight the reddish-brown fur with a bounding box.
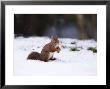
[27,36,61,62]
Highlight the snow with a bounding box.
[13,36,97,76]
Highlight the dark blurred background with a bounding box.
[14,14,97,40]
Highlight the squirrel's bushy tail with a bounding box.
[27,52,41,60]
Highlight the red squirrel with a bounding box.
[27,36,61,62]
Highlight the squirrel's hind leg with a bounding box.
[50,57,56,60]
[49,55,56,60]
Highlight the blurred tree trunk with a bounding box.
[77,14,88,39]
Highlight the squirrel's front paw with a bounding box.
[57,47,61,53]
[57,51,60,53]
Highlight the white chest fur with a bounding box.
[48,52,54,59]
[55,44,59,48]
[48,44,60,59]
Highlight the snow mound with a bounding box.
[14,36,97,76]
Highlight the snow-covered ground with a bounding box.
[13,36,97,76]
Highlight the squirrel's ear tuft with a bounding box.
[51,36,53,39]
[51,35,58,39]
